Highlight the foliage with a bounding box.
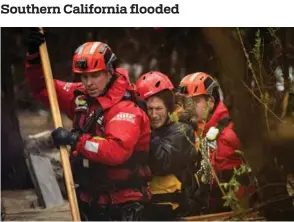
[220,162,253,210]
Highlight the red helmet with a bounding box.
[72,42,117,74]
[135,71,174,100]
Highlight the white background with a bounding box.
[0,0,294,27]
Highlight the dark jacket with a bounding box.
[149,121,197,177]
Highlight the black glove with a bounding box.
[51,127,80,148]
[27,27,45,54]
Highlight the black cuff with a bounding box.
[69,130,82,147]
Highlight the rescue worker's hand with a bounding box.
[27,28,45,54]
[51,127,80,148]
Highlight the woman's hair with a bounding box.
[174,92,198,130]
[153,89,175,113]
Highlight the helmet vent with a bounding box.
[143,76,146,80]
[194,86,198,93]
[155,81,161,88]
[94,60,98,68]
[75,58,88,70]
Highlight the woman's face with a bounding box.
[193,95,214,122]
[146,96,168,129]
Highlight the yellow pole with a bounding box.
[38,28,81,221]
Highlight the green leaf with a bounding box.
[220,183,229,190]
[229,177,241,191]
[239,164,246,174]
[233,168,238,175]
[223,198,231,207]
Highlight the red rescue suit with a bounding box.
[25,52,151,205]
[201,102,254,212]
[203,102,241,172]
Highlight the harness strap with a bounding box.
[216,116,231,135]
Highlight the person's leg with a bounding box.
[120,202,146,221]
[88,201,146,221]
[77,200,92,221]
[142,203,175,221]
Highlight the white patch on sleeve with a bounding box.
[110,112,136,124]
[63,83,72,92]
[85,141,99,153]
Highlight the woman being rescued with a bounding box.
[135,71,202,220]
